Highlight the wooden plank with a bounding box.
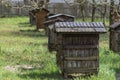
[64,56,98,61]
[63,45,98,49]
[63,58,99,68]
[62,49,99,57]
[64,68,98,73]
[56,34,63,45]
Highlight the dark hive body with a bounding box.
[44,14,75,51]
[53,22,107,77]
[29,9,37,25]
[110,21,120,52]
[35,8,49,30]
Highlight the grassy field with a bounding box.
[0,17,120,80]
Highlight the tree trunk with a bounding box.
[43,0,49,8]
[101,6,103,20]
[110,0,114,25]
[119,0,120,10]
[80,5,85,21]
[91,0,96,22]
[24,0,31,5]
[117,0,120,10]
[103,0,107,24]
[110,0,115,50]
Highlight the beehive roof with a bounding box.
[110,21,120,29]
[44,18,64,25]
[48,14,75,19]
[55,22,107,33]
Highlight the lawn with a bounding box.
[0,17,120,80]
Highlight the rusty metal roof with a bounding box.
[48,14,75,19]
[110,21,120,29]
[55,22,107,33]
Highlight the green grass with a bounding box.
[0,17,120,80]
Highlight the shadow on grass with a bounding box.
[100,49,120,77]
[18,22,33,27]
[10,29,46,38]
[109,59,120,74]
[28,42,48,47]
[112,68,120,73]
[18,71,64,80]
[20,29,38,32]
[108,52,120,75]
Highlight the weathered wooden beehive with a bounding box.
[45,14,75,34]
[35,8,49,30]
[110,21,120,52]
[44,18,64,51]
[53,22,107,77]
[44,14,75,51]
[29,9,37,25]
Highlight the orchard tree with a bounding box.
[110,0,115,25]
[64,0,88,21]
[91,0,96,22]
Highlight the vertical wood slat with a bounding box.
[56,34,99,77]
[110,30,120,52]
[53,22,106,77]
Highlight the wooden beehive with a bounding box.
[44,14,75,51]
[29,9,37,25]
[44,19,64,51]
[110,21,120,52]
[35,8,49,30]
[54,22,107,77]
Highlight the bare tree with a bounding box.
[119,0,120,10]
[109,0,115,50]
[118,0,120,10]
[110,0,115,25]
[64,0,88,21]
[103,0,107,24]
[43,0,49,8]
[24,0,31,5]
[0,0,2,3]
[79,4,85,21]
[74,0,88,21]
[91,0,96,22]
